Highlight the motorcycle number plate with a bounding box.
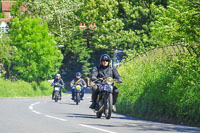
[54,87,60,91]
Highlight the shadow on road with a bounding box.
[66,113,95,119]
[59,102,77,105]
[65,113,200,132]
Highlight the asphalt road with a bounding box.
[0,93,200,133]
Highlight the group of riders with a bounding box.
[51,54,122,112]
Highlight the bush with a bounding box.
[0,79,53,97]
[116,49,200,127]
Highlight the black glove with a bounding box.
[99,78,104,81]
[91,76,97,81]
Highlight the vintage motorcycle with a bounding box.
[52,83,62,102]
[74,85,82,105]
[94,77,114,119]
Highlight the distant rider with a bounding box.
[70,72,87,100]
[52,74,64,100]
[89,54,122,112]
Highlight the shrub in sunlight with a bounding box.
[116,49,200,127]
[0,79,52,97]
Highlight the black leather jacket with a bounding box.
[52,79,64,88]
[90,65,122,84]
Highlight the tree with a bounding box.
[0,33,13,78]
[149,0,200,46]
[25,0,93,78]
[0,33,12,63]
[9,17,63,82]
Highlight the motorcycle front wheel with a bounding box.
[76,92,80,105]
[55,92,59,102]
[104,93,112,119]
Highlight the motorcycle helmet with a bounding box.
[100,54,111,64]
[56,73,61,77]
[76,72,81,76]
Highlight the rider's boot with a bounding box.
[112,105,116,112]
[89,91,97,109]
[52,91,54,100]
[59,92,62,100]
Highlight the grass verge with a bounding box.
[0,79,53,97]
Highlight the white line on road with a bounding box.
[32,110,41,114]
[45,115,67,121]
[29,102,42,115]
[80,124,117,133]
[29,106,33,110]
[29,102,68,122]
[29,100,116,133]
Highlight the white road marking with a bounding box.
[32,110,41,114]
[80,124,117,133]
[29,105,32,109]
[29,99,116,133]
[29,102,42,114]
[45,115,67,121]
[34,102,40,105]
[29,102,68,121]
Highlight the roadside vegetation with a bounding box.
[116,47,200,126]
[0,79,52,97]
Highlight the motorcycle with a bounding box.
[74,85,82,105]
[94,77,114,119]
[52,83,61,102]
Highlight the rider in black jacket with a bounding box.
[52,74,64,100]
[89,54,122,112]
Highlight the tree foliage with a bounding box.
[24,0,93,78]
[9,17,63,82]
[0,33,12,64]
[149,0,200,46]
[8,0,199,80]
[0,33,13,78]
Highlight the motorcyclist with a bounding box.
[51,73,64,100]
[70,72,87,100]
[89,54,122,112]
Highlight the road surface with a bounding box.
[0,93,200,133]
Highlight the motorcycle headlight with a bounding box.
[106,77,114,85]
[76,85,81,90]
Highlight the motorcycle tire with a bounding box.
[76,92,80,105]
[96,111,102,118]
[55,92,59,102]
[104,93,112,119]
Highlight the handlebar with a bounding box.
[93,78,122,84]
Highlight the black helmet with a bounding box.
[100,54,111,64]
[76,72,81,76]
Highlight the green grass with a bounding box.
[0,79,53,97]
[116,50,200,127]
